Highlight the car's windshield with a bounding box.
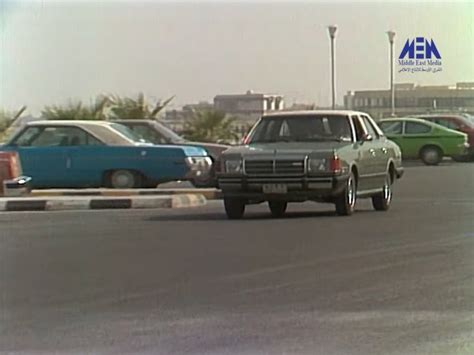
[109,123,148,143]
[153,122,186,143]
[249,115,352,143]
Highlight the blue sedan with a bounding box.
[0,121,212,188]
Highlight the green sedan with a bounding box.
[379,118,470,165]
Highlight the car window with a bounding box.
[128,124,168,144]
[437,119,460,130]
[405,121,431,134]
[379,121,403,135]
[351,115,365,141]
[360,115,379,139]
[12,126,102,147]
[249,115,352,143]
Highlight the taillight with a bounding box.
[330,155,342,174]
[242,135,250,145]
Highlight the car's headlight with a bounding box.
[225,160,242,173]
[307,158,328,173]
[185,157,213,171]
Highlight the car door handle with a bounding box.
[381,147,388,154]
[369,149,376,156]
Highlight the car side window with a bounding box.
[379,121,402,135]
[13,126,102,147]
[405,122,431,134]
[351,115,365,141]
[440,119,459,130]
[129,124,168,144]
[360,115,379,139]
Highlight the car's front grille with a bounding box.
[244,159,305,175]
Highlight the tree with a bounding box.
[0,106,27,141]
[108,93,175,120]
[181,109,239,143]
[41,96,110,120]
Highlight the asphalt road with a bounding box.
[1,163,473,355]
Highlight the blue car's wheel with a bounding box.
[109,170,141,189]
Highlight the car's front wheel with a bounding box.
[335,172,357,216]
[108,170,141,189]
[372,172,392,211]
[268,201,287,218]
[224,197,246,219]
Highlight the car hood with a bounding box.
[182,141,229,159]
[223,141,351,158]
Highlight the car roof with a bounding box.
[23,120,134,146]
[380,117,437,124]
[262,110,368,118]
[26,120,115,128]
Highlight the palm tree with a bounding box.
[41,96,110,120]
[181,109,239,143]
[108,93,175,120]
[0,106,27,141]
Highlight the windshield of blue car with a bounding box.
[109,123,149,143]
[248,115,353,143]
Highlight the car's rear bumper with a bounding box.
[218,174,349,201]
[1,176,32,197]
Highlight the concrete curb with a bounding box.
[0,194,206,212]
[30,188,223,200]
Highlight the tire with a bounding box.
[420,146,442,166]
[109,170,140,189]
[372,172,392,211]
[335,172,357,216]
[268,201,287,218]
[224,197,246,219]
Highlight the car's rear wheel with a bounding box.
[109,170,141,189]
[420,146,442,165]
[335,172,357,216]
[268,201,287,218]
[224,197,246,219]
[372,172,392,211]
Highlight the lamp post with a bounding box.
[387,30,396,116]
[327,25,338,110]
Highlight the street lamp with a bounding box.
[387,30,396,116]
[327,25,338,110]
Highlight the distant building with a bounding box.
[344,82,474,119]
[214,90,285,128]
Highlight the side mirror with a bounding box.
[361,134,373,142]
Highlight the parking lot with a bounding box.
[1,163,473,354]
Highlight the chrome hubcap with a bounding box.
[424,150,438,164]
[383,176,392,202]
[113,172,133,188]
[347,177,355,207]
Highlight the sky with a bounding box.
[0,0,473,115]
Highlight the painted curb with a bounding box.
[30,188,222,200]
[0,194,206,212]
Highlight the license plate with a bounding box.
[262,184,287,194]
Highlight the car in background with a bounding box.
[113,119,229,187]
[379,117,469,165]
[414,114,474,160]
[218,110,403,219]
[0,121,212,189]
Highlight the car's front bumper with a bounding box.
[218,174,349,201]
